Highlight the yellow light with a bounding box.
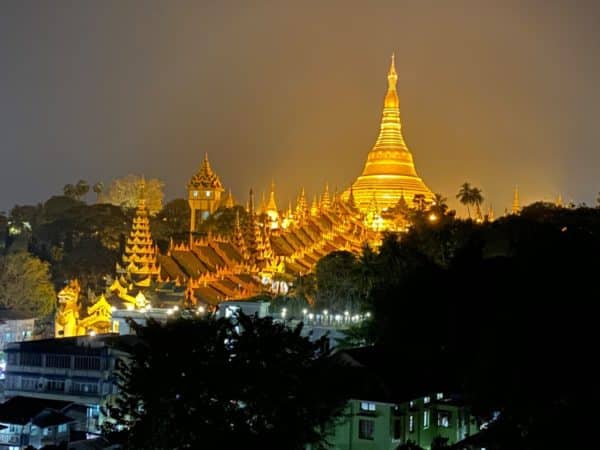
[428,213,438,222]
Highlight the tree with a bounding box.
[104,314,347,450]
[153,198,190,242]
[41,196,83,223]
[289,273,317,306]
[0,252,55,317]
[456,182,483,218]
[432,193,449,215]
[314,251,361,312]
[63,184,77,199]
[92,181,104,202]
[74,180,89,200]
[197,205,248,237]
[98,175,164,215]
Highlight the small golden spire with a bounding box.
[137,176,147,210]
[556,193,563,207]
[512,185,520,214]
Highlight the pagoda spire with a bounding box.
[310,195,319,216]
[556,193,563,207]
[512,185,521,214]
[296,187,307,219]
[372,52,408,153]
[320,183,331,210]
[232,209,248,259]
[248,188,255,216]
[267,180,278,212]
[120,177,160,285]
[345,54,434,212]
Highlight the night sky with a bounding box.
[1,0,599,214]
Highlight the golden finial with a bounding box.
[388,52,398,83]
[138,176,147,209]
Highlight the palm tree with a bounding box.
[456,182,474,218]
[432,193,448,215]
[471,186,484,211]
[456,183,484,219]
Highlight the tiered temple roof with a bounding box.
[119,180,160,285]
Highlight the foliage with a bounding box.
[42,196,84,223]
[92,181,104,199]
[63,180,89,201]
[197,205,248,238]
[456,182,484,218]
[30,202,128,290]
[350,205,600,450]
[0,251,56,317]
[288,273,317,306]
[314,251,362,312]
[9,204,42,230]
[151,198,191,248]
[98,175,164,215]
[104,314,347,450]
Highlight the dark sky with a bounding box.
[1,0,599,214]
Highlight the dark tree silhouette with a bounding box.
[104,314,347,450]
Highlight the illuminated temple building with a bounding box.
[345,54,434,212]
[56,56,437,336]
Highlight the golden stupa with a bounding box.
[346,54,434,211]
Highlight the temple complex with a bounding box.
[345,54,434,212]
[56,56,437,337]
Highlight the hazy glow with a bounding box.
[1,2,599,211]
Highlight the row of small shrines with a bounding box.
[55,180,372,338]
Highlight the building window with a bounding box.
[21,377,37,391]
[393,419,402,440]
[409,415,415,433]
[58,424,67,433]
[424,396,431,404]
[72,382,99,394]
[47,380,65,392]
[358,419,375,440]
[9,424,19,433]
[436,392,444,400]
[74,356,101,370]
[438,411,451,428]
[424,410,430,429]
[6,352,17,365]
[205,191,211,198]
[45,354,71,368]
[409,400,416,408]
[5,375,17,389]
[20,352,42,367]
[43,427,51,436]
[360,402,376,412]
[193,191,198,197]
